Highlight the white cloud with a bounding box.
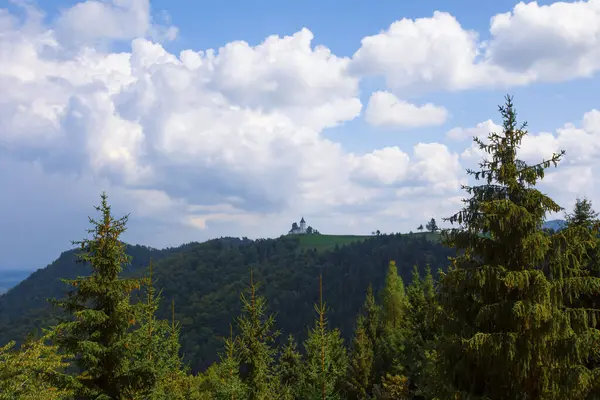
[446,119,503,141]
[352,0,600,93]
[3,0,600,269]
[364,91,448,128]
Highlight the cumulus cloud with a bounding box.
[446,119,503,141]
[352,0,600,93]
[3,0,600,269]
[364,91,449,128]
[0,0,470,268]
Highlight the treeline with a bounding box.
[2,96,600,399]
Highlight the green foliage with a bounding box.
[437,95,600,399]
[375,261,409,381]
[277,335,304,399]
[302,276,348,400]
[236,271,280,400]
[47,193,161,399]
[0,336,72,400]
[345,314,375,400]
[425,219,438,233]
[2,233,451,373]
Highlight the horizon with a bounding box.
[2,0,600,271]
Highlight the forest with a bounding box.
[1,96,600,399]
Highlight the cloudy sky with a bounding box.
[2,0,600,271]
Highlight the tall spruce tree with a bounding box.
[49,192,158,399]
[437,96,600,399]
[302,275,348,400]
[236,270,280,400]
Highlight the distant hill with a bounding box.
[0,270,34,294]
[543,219,567,231]
[0,232,451,373]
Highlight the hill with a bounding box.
[0,269,33,294]
[543,219,567,231]
[0,232,452,373]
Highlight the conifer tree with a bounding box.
[236,270,280,400]
[49,192,157,399]
[346,314,375,400]
[437,96,600,399]
[402,266,441,399]
[303,275,348,400]
[277,335,304,400]
[0,336,73,400]
[215,325,247,400]
[375,261,409,381]
[345,285,379,399]
[130,265,190,400]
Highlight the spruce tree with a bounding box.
[49,192,157,399]
[129,265,189,400]
[345,285,379,399]
[236,270,280,400]
[402,266,441,399]
[277,335,304,400]
[437,96,600,399]
[303,275,348,400]
[375,261,409,381]
[215,325,247,400]
[346,314,375,400]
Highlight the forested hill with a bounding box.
[0,232,452,373]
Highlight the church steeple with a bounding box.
[300,217,306,233]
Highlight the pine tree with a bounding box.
[346,314,375,400]
[402,266,442,399]
[236,270,280,400]
[345,285,379,399]
[215,325,247,400]
[277,335,304,400]
[0,336,73,400]
[437,96,600,399]
[129,264,190,400]
[302,275,348,400]
[49,192,157,399]
[375,261,409,381]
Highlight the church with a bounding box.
[288,217,307,234]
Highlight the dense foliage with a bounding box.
[1,96,600,399]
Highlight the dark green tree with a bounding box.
[237,271,280,400]
[346,314,375,400]
[277,335,304,400]
[437,96,600,399]
[49,193,158,399]
[425,218,438,233]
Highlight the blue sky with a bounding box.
[2,0,600,271]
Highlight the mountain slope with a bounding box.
[0,232,452,373]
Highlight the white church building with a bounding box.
[288,217,307,234]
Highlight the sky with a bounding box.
[2,0,600,271]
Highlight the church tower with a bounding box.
[300,217,306,233]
